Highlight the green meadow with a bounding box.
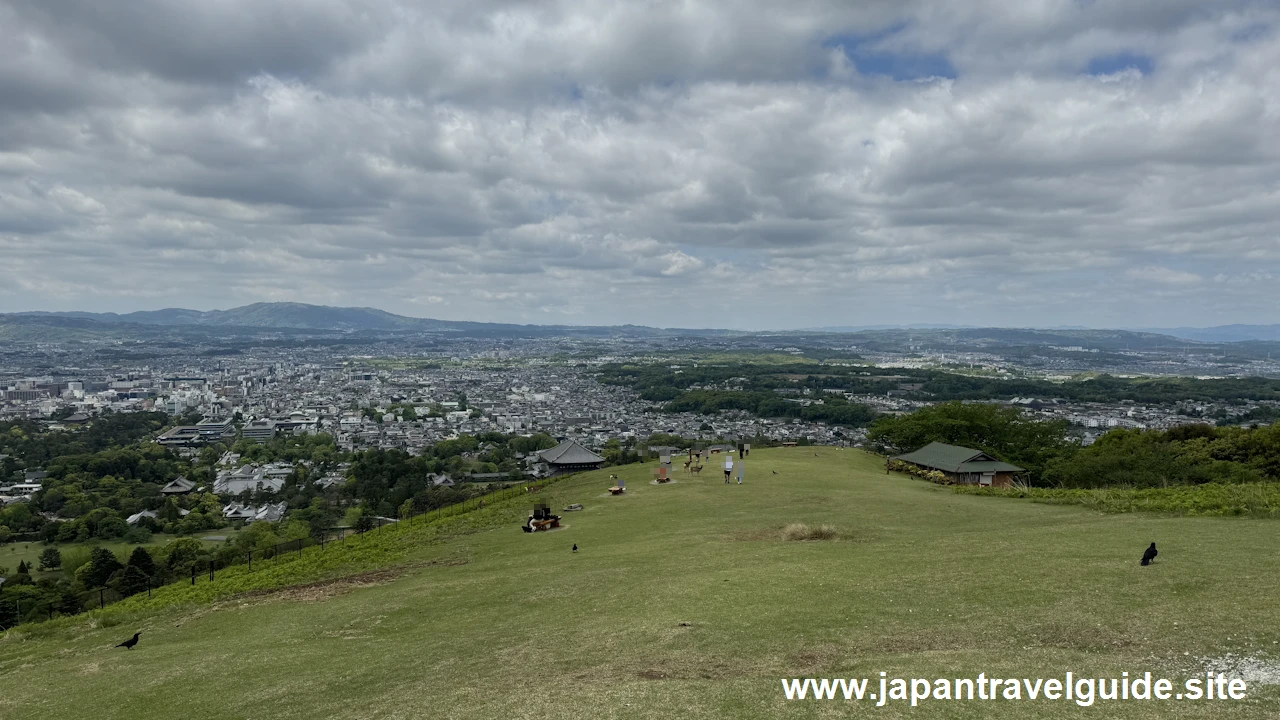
[1,447,1277,719]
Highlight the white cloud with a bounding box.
[1126,266,1204,285]
[0,1,1278,328]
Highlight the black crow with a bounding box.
[1140,542,1157,566]
[572,544,578,553]
[116,632,141,650]
[771,470,778,475]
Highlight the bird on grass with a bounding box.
[115,632,141,650]
[771,470,778,475]
[572,544,578,553]
[1140,542,1158,566]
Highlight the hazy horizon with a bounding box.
[4,301,1276,335]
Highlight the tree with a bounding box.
[96,515,128,539]
[38,547,61,571]
[16,560,29,574]
[0,525,10,545]
[117,564,151,597]
[77,547,123,588]
[126,546,156,579]
[867,401,1073,483]
[160,537,205,576]
[123,526,153,544]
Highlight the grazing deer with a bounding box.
[683,459,692,472]
[690,464,703,475]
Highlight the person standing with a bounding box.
[724,456,733,483]
[736,460,744,485]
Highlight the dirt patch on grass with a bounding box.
[789,644,847,672]
[637,669,670,680]
[725,525,879,543]
[236,557,469,605]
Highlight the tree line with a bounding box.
[868,401,1280,489]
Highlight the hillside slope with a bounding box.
[2,449,1277,719]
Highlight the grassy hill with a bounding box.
[2,448,1278,719]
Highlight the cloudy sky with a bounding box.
[2,1,1278,330]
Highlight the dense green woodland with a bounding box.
[0,411,169,469]
[599,362,1280,426]
[869,402,1280,490]
[0,415,569,625]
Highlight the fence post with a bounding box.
[191,565,196,585]
[248,549,252,571]
[99,588,104,609]
[209,561,214,582]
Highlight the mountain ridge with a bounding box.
[4,302,1278,343]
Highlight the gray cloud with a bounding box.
[1,1,1278,329]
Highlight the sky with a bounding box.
[1,1,1278,331]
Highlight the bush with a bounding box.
[952,482,1280,517]
[781,523,840,541]
[60,547,92,576]
[123,526,153,544]
[38,547,62,571]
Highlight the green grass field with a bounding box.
[2,448,1278,719]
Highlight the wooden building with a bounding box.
[893,442,1023,487]
[537,439,606,476]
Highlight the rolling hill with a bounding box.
[2,448,1276,719]
[2,303,741,339]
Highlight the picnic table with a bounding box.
[530,517,560,531]
[608,486,625,495]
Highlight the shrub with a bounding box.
[60,547,92,575]
[781,523,840,541]
[952,482,1280,517]
[38,547,62,571]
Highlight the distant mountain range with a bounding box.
[17,303,449,331]
[799,324,976,332]
[1,302,1277,346]
[1140,325,1280,343]
[0,303,739,340]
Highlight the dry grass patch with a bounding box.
[781,523,839,541]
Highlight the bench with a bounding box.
[608,486,625,495]
[530,518,559,531]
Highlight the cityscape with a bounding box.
[3,1,1280,717]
